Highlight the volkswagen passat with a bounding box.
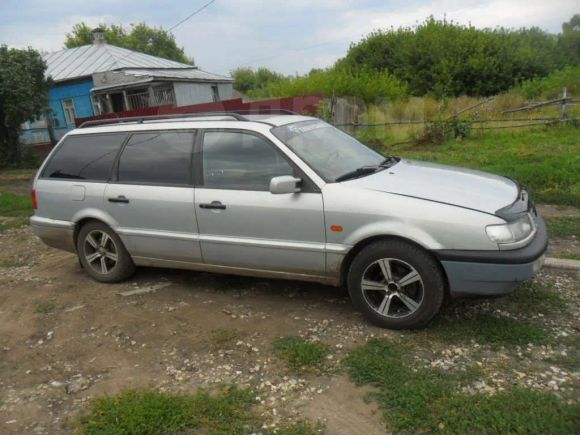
[31,112,547,329]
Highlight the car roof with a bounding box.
[68,113,316,136]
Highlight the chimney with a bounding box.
[92,28,105,45]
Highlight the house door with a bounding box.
[110,93,125,112]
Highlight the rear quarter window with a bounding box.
[117,132,195,185]
[41,133,127,181]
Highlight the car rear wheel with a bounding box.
[347,240,445,329]
[77,221,135,283]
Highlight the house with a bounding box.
[21,28,233,144]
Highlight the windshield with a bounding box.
[271,120,385,182]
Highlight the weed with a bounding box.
[76,386,259,434]
[546,216,580,238]
[273,419,325,435]
[344,338,579,434]
[509,281,567,312]
[273,336,330,374]
[418,314,549,347]
[76,386,322,434]
[35,301,57,315]
[210,328,239,347]
[417,119,473,145]
[0,257,26,268]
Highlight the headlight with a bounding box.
[486,214,534,244]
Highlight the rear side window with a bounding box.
[42,133,126,180]
[118,132,194,185]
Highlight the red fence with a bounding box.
[75,94,323,127]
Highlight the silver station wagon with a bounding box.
[31,112,547,329]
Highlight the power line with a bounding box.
[112,0,217,67]
[235,41,343,69]
[168,0,217,32]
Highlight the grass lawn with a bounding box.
[273,336,331,374]
[546,216,580,238]
[76,386,322,434]
[344,339,579,434]
[0,191,33,231]
[357,125,580,207]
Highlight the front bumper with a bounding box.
[433,216,548,296]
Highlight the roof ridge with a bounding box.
[43,42,217,82]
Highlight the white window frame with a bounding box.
[211,84,220,102]
[62,99,77,124]
[90,95,101,116]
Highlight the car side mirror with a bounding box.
[269,176,302,194]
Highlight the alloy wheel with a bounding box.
[83,230,118,275]
[361,258,424,318]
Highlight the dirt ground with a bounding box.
[0,225,391,434]
[1,223,579,434]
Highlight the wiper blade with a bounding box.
[335,166,379,182]
[335,157,400,182]
[380,156,399,167]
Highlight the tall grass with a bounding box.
[266,68,408,104]
[519,66,580,100]
[358,126,580,207]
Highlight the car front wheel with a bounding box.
[347,240,445,329]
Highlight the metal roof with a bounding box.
[43,43,231,83]
[122,68,232,81]
[91,66,233,92]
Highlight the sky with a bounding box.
[0,0,577,76]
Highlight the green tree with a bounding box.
[337,17,563,97]
[65,22,194,65]
[231,67,284,95]
[558,14,580,65]
[0,46,50,166]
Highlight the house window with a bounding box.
[211,85,220,102]
[90,95,101,115]
[62,99,76,124]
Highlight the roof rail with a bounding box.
[78,109,300,129]
[78,112,249,128]
[232,109,299,115]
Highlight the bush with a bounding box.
[232,66,408,104]
[265,67,408,104]
[338,17,576,97]
[417,119,472,145]
[519,66,580,100]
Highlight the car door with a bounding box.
[194,129,326,276]
[104,130,202,263]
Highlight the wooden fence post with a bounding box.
[561,87,568,120]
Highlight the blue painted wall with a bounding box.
[49,80,95,138]
[20,79,96,144]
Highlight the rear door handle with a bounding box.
[199,201,226,210]
[108,195,129,204]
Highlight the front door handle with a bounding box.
[108,195,130,204]
[199,201,226,210]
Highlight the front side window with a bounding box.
[62,99,76,124]
[202,131,293,190]
[118,132,194,185]
[42,133,126,180]
[271,120,384,182]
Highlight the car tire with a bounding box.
[76,221,136,283]
[347,240,445,329]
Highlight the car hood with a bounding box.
[345,159,518,215]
